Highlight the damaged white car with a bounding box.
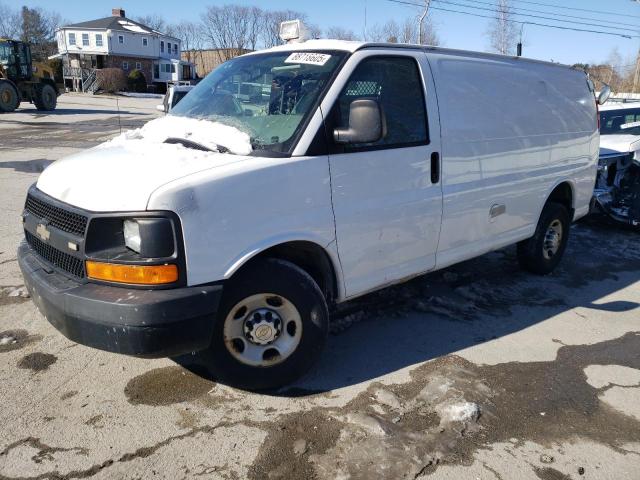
[593,102,640,226]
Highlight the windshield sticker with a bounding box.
[285,52,332,66]
[620,121,640,130]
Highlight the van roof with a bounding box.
[253,39,576,71]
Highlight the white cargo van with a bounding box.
[19,38,599,390]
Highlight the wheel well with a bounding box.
[547,182,573,214]
[247,241,338,305]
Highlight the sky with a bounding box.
[15,0,640,67]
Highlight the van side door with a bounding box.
[324,50,443,298]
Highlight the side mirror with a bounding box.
[597,85,611,105]
[156,104,166,112]
[334,99,383,144]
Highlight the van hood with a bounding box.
[36,116,253,212]
[599,134,640,156]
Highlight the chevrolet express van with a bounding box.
[18,39,599,390]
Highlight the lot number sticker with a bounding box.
[285,52,332,66]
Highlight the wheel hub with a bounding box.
[243,308,282,345]
[543,219,563,259]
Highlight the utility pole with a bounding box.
[517,23,525,56]
[633,0,640,92]
[418,0,431,44]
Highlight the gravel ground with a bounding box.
[0,94,639,480]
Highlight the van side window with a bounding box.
[333,56,428,150]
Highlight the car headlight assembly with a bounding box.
[122,217,176,258]
[124,219,141,253]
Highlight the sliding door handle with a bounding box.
[430,152,440,184]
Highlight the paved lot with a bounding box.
[1,94,639,480]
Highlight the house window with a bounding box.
[173,44,178,54]
[68,33,76,45]
[122,61,129,70]
[160,41,164,53]
[118,35,124,44]
[171,64,176,73]
[163,64,170,73]
[167,42,171,54]
[82,33,89,46]
[95,34,103,47]
[136,62,142,70]
[142,37,148,47]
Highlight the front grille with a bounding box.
[25,231,85,278]
[25,194,88,237]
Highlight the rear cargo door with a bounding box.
[325,50,443,298]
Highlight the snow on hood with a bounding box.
[37,134,250,212]
[106,115,253,155]
[600,134,640,156]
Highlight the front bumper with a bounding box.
[18,241,222,358]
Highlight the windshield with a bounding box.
[600,108,640,136]
[171,50,346,154]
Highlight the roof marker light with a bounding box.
[279,20,309,44]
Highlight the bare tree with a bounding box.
[135,14,167,32]
[487,0,517,55]
[0,2,21,39]
[201,5,262,61]
[20,6,64,60]
[170,21,205,57]
[367,17,439,45]
[325,26,358,41]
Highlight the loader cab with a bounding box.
[0,39,32,81]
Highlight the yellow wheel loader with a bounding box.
[0,38,59,113]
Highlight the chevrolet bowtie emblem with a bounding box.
[36,223,50,242]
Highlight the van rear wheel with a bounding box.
[517,201,570,275]
[203,258,329,391]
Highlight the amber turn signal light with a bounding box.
[86,261,178,285]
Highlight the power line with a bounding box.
[430,0,640,34]
[435,0,640,30]
[508,0,640,20]
[385,0,639,38]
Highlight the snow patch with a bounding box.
[106,115,253,156]
[436,401,480,423]
[117,20,151,34]
[118,92,164,99]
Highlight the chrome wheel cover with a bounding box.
[543,219,563,260]
[223,293,303,367]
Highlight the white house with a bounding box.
[54,8,195,92]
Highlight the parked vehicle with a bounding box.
[157,83,194,113]
[18,29,599,390]
[0,38,59,112]
[592,101,640,226]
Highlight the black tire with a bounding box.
[201,258,329,391]
[517,201,570,275]
[0,80,19,113]
[33,83,57,111]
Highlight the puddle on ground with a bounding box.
[124,366,215,406]
[0,330,42,354]
[17,352,57,372]
[249,332,640,479]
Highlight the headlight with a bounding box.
[124,219,141,253]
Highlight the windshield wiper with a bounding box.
[164,137,229,153]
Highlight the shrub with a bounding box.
[97,68,127,93]
[127,69,147,93]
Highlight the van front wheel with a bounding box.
[517,202,570,275]
[204,258,329,391]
